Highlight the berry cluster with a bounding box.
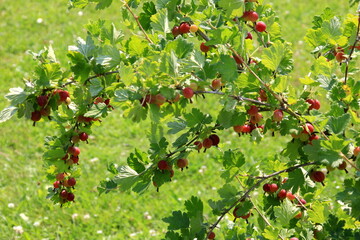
[53,173,76,204]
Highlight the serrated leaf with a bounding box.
[69,36,96,59]
[93,0,113,10]
[96,45,121,69]
[261,41,293,74]
[0,106,18,123]
[126,36,148,56]
[222,149,245,169]
[167,119,187,134]
[214,55,238,83]
[163,211,190,230]
[89,78,104,97]
[165,36,194,59]
[113,165,139,191]
[303,140,342,165]
[307,202,327,224]
[172,132,189,148]
[84,103,107,118]
[218,0,242,16]
[5,88,29,106]
[184,108,212,127]
[326,114,350,135]
[127,150,147,173]
[282,168,305,192]
[274,199,299,226]
[150,8,169,34]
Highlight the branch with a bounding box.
[208,161,317,232]
[344,11,360,84]
[121,0,154,44]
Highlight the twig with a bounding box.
[208,161,317,232]
[121,0,154,44]
[344,12,360,84]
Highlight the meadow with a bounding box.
[0,0,355,239]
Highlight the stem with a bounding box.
[208,161,317,232]
[121,0,154,44]
[344,12,360,84]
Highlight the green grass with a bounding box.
[0,0,355,239]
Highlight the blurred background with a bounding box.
[0,0,354,239]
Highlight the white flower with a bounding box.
[13,226,24,234]
[8,203,15,208]
[83,214,91,219]
[96,230,103,234]
[36,18,43,24]
[149,229,157,236]
[33,221,40,227]
[19,213,29,222]
[72,213,78,220]
[78,11,83,16]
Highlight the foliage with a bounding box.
[1,0,360,239]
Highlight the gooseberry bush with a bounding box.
[1,0,360,239]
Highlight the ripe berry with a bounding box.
[67,146,80,156]
[60,189,68,199]
[53,181,61,189]
[172,26,180,37]
[353,147,360,157]
[209,134,220,146]
[233,125,242,133]
[233,207,241,218]
[190,25,198,33]
[202,138,213,149]
[79,132,88,141]
[67,177,76,187]
[250,113,263,124]
[306,99,321,110]
[200,42,210,53]
[302,123,314,135]
[194,141,203,151]
[277,189,287,200]
[233,54,243,64]
[182,87,194,99]
[290,238,299,240]
[263,183,271,192]
[67,192,75,201]
[70,155,79,164]
[335,52,346,62]
[94,97,104,104]
[31,111,42,122]
[309,134,320,142]
[56,173,66,181]
[240,212,251,219]
[337,161,347,170]
[241,125,252,133]
[207,231,215,239]
[177,158,189,169]
[298,199,307,206]
[104,99,110,105]
[270,183,278,193]
[155,94,166,106]
[259,89,267,102]
[273,109,283,122]
[211,79,222,90]
[247,105,258,116]
[310,170,325,183]
[37,95,48,107]
[40,106,51,117]
[179,22,190,34]
[245,32,253,40]
[158,160,169,170]
[294,212,302,219]
[57,90,70,102]
[255,21,267,32]
[286,192,295,201]
[242,11,259,22]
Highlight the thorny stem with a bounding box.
[121,0,154,44]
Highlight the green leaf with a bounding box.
[127,150,147,173]
[119,62,136,86]
[113,166,139,191]
[35,63,62,87]
[307,202,327,224]
[274,199,299,226]
[93,0,113,10]
[214,55,238,83]
[69,36,96,59]
[326,114,350,135]
[217,108,234,128]
[150,8,169,34]
[218,0,242,16]
[222,149,245,169]
[96,45,121,69]
[184,108,212,127]
[303,140,342,165]
[84,103,108,118]
[163,211,190,230]
[5,87,29,106]
[0,106,18,123]
[165,36,194,59]
[69,0,89,9]
[167,119,187,134]
[337,178,360,220]
[126,36,148,56]
[139,2,156,31]
[89,78,104,97]
[43,148,66,160]
[261,41,293,74]
[67,51,91,83]
[281,168,305,192]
